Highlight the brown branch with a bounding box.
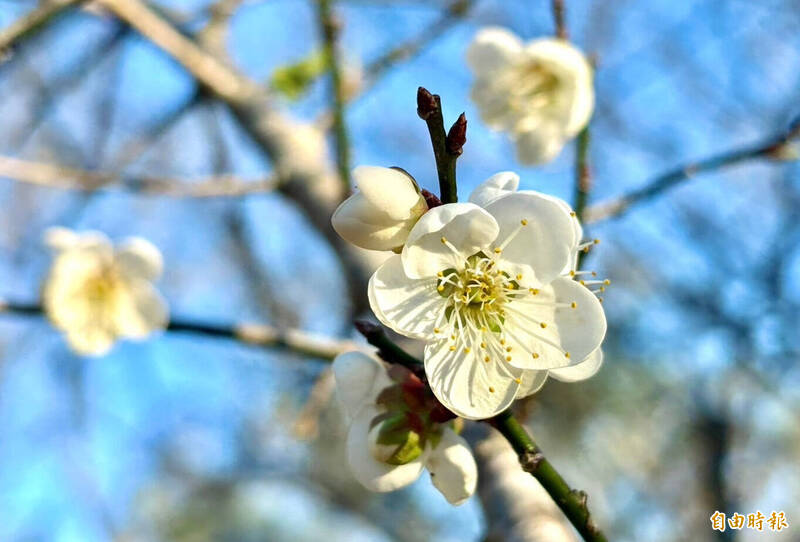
[0,0,85,54]
[585,115,800,223]
[0,155,278,197]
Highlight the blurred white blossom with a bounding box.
[368,173,606,419]
[333,351,477,505]
[42,227,168,356]
[467,27,594,164]
[332,166,428,251]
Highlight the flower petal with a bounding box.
[333,192,417,251]
[65,326,116,356]
[115,237,163,281]
[353,166,425,221]
[468,171,520,208]
[549,347,603,382]
[485,192,575,286]
[525,38,594,137]
[113,279,168,339]
[425,428,477,505]
[43,227,79,250]
[402,203,499,280]
[346,405,426,492]
[333,351,391,418]
[466,27,523,76]
[516,370,548,398]
[368,254,444,340]
[507,277,605,370]
[424,339,520,420]
[514,126,567,165]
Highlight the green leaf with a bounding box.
[270,49,330,100]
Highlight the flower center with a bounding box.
[507,60,561,114]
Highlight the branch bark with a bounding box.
[0,0,84,53]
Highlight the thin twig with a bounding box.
[360,0,474,93]
[585,115,800,223]
[417,87,463,203]
[0,300,355,360]
[0,155,277,197]
[551,0,567,40]
[316,0,352,190]
[573,126,591,270]
[0,0,84,54]
[489,410,608,542]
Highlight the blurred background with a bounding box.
[0,0,799,541]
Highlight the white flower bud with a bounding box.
[368,412,424,466]
[332,166,428,251]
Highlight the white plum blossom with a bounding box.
[333,351,478,505]
[466,27,594,165]
[368,172,607,419]
[43,227,168,356]
[332,166,428,251]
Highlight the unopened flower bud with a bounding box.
[332,166,428,251]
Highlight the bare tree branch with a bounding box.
[0,0,84,53]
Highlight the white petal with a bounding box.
[115,237,163,280]
[485,192,574,286]
[113,279,168,339]
[470,77,517,130]
[353,166,425,221]
[549,347,603,382]
[368,255,445,340]
[468,171,519,208]
[402,203,499,280]
[64,326,116,356]
[333,351,388,418]
[346,405,426,492]
[425,428,477,505]
[466,27,523,75]
[424,339,520,420]
[525,38,594,137]
[332,193,417,251]
[43,227,78,250]
[516,370,548,398]
[507,277,605,370]
[514,126,567,165]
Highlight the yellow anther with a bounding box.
[514,378,522,384]
[500,339,506,345]
[569,270,576,277]
[505,355,512,362]
[515,274,523,280]
[570,211,576,217]
[480,342,486,349]
[529,288,539,295]
[540,322,547,329]
[532,352,540,359]
[494,247,502,254]
[583,246,590,253]
[449,345,456,351]
[450,334,456,340]
[591,271,597,277]
[481,326,487,332]
[440,236,447,244]
[600,286,605,292]
[437,271,444,277]
[598,297,604,303]
[489,387,495,393]
[565,352,571,359]
[434,328,441,334]
[520,219,528,226]
[604,279,611,285]
[437,285,445,292]
[571,302,577,309]
[580,280,586,285]
[464,347,471,354]
[484,355,490,362]
[506,346,512,352]
[593,239,600,244]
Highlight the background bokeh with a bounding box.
[0,0,798,541]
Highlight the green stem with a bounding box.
[491,409,609,542]
[316,0,351,191]
[573,125,591,270]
